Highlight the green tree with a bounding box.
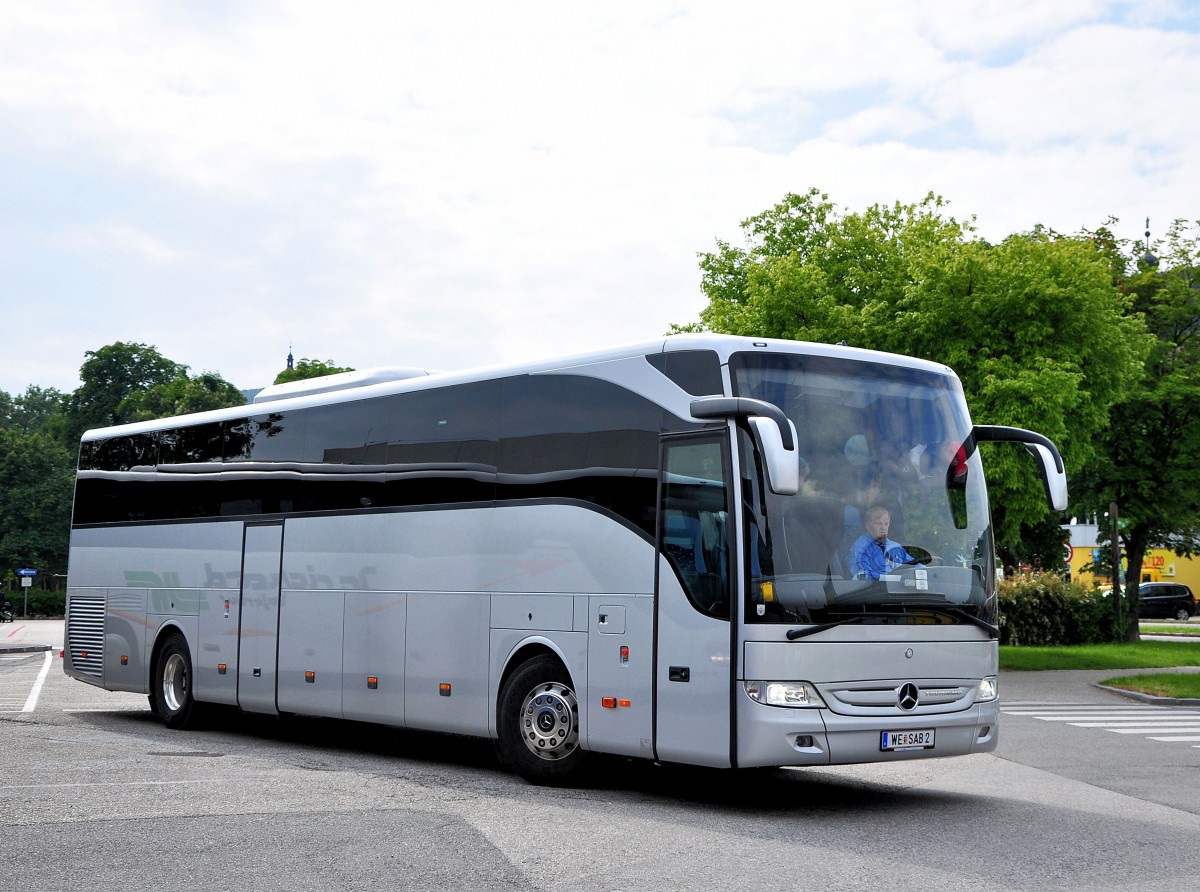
[64,342,183,444]
[1,386,69,443]
[1074,219,1200,640]
[902,229,1148,553]
[119,370,246,421]
[1,387,73,594]
[682,189,1148,555]
[0,427,74,589]
[273,358,353,385]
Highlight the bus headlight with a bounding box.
[745,680,826,708]
[975,676,998,702]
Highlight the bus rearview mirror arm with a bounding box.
[690,397,800,496]
[971,425,1069,512]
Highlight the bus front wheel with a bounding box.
[152,633,198,730]
[498,655,583,784]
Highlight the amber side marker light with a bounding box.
[305,671,316,684]
[439,683,452,697]
[367,677,379,690]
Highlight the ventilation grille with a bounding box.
[821,681,973,716]
[67,596,105,679]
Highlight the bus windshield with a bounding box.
[730,351,996,627]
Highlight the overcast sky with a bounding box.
[2,0,1198,396]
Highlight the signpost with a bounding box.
[17,568,37,617]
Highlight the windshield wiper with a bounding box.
[785,608,999,640]
[940,607,1000,639]
[786,613,900,640]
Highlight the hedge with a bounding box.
[997,572,1115,646]
[2,589,66,618]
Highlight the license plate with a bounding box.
[881,729,935,751]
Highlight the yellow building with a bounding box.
[1065,522,1200,591]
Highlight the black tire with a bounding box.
[151,633,198,729]
[497,655,583,784]
[1175,607,1191,622]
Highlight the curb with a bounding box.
[0,645,54,655]
[1093,681,1200,707]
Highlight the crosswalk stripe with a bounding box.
[1065,720,1200,725]
[1000,701,1200,748]
[1104,725,1200,733]
[1003,706,1200,714]
[1010,714,1200,722]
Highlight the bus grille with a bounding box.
[67,596,105,679]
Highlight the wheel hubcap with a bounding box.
[162,653,188,713]
[520,681,579,761]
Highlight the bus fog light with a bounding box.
[975,676,998,702]
[745,680,826,708]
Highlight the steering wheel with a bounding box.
[899,546,941,567]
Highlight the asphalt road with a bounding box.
[3,620,1199,891]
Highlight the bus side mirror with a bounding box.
[1024,443,1069,512]
[749,416,800,496]
[972,425,1068,512]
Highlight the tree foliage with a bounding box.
[273,358,353,385]
[0,427,74,583]
[119,370,246,422]
[1,386,68,437]
[683,188,1149,556]
[1073,219,1200,639]
[63,342,184,443]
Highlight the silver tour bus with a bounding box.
[64,335,1066,783]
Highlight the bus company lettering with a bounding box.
[203,563,378,591]
[123,570,200,614]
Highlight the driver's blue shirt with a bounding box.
[849,535,915,580]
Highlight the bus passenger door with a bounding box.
[654,436,734,767]
[238,523,283,715]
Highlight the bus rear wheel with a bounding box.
[498,655,583,784]
[152,633,198,729]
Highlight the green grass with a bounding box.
[999,640,1200,671]
[1139,623,1200,637]
[1102,673,1200,700]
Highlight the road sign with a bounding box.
[16,568,37,577]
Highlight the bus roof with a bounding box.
[80,334,956,442]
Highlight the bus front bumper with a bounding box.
[735,697,1000,768]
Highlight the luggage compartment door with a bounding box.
[237,523,283,714]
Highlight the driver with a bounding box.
[848,506,916,580]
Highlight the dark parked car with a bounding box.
[1136,582,1197,621]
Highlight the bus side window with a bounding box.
[661,438,731,618]
[664,511,707,575]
